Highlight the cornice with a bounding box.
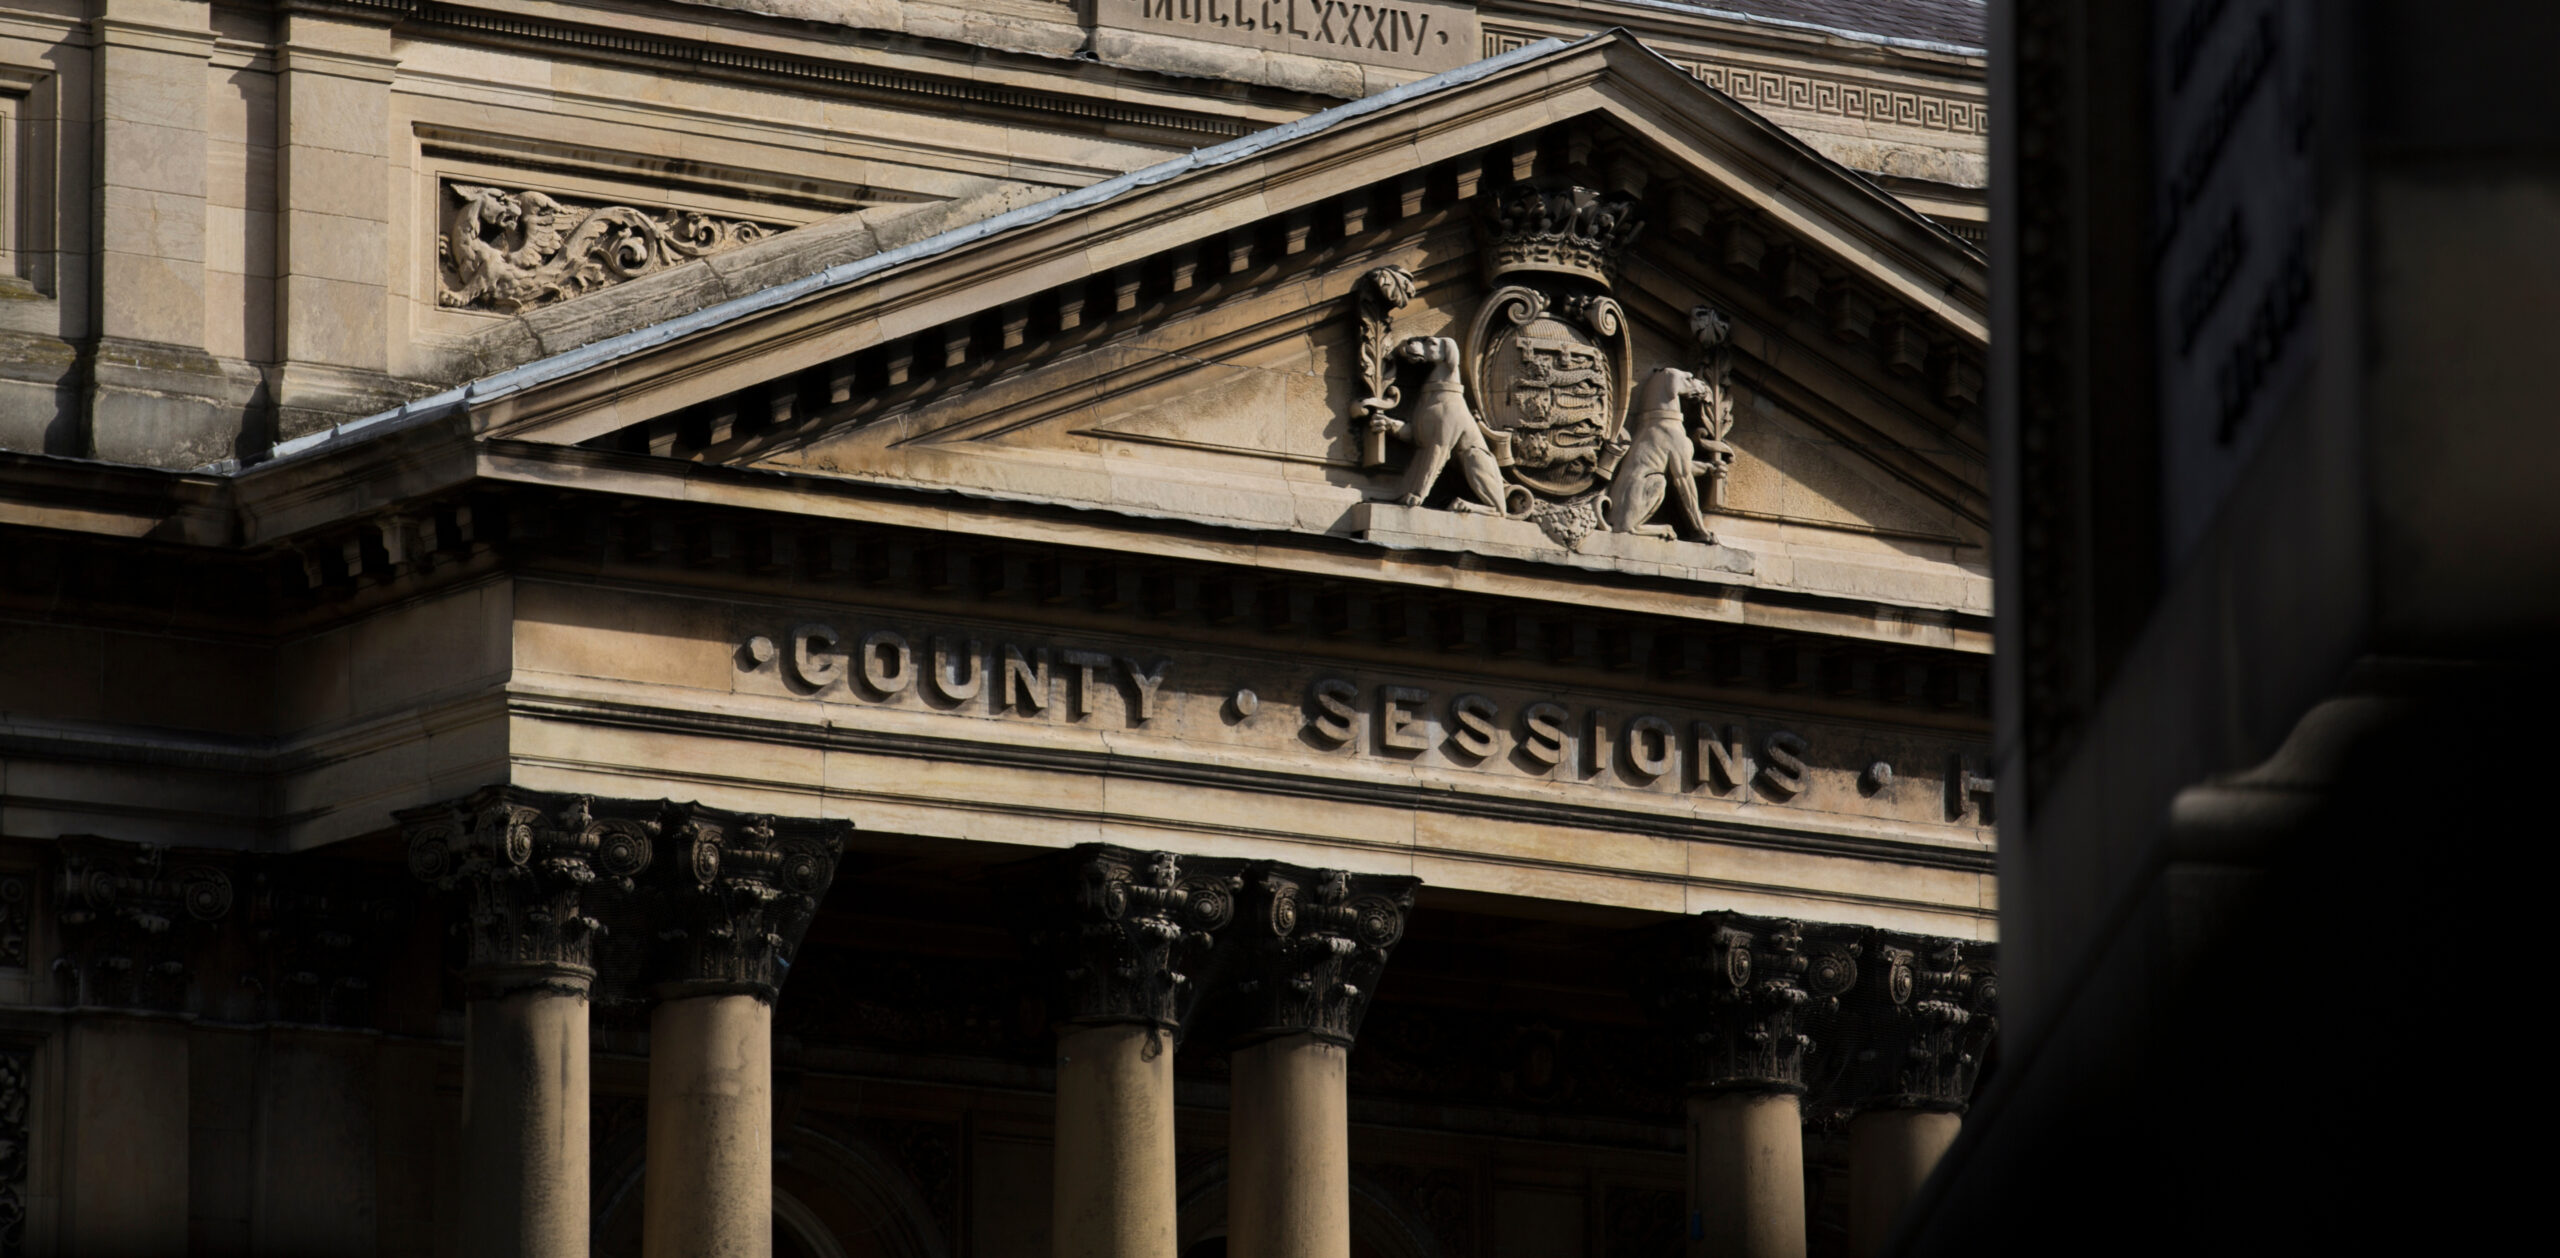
[0,431,1996,676]
[239,34,1951,460]
[1481,0,1988,66]
[400,0,1299,147]
[505,688,1996,878]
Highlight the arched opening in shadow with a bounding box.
[1176,1155,1448,1258]
[591,1118,947,1258]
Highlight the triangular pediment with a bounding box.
[467,33,1988,611]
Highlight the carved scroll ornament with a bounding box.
[437,182,775,313]
[1224,865,1418,1047]
[1026,845,1243,1038]
[650,803,848,999]
[1641,912,1821,1093]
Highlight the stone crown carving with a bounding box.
[1484,179,1645,288]
[1021,845,1244,1038]
[1220,864,1418,1048]
[1640,914,2000,1110]
[0,1045,25,1256]
[437,182,774,313]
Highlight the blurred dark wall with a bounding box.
[1914,1,2557,1250]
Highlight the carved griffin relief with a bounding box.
[436,182,777,313]
[1351,178,1740,547]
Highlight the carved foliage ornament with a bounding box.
[652,803,849,999]
[1226,864,1418,1047]
[437,182,775,313]
[1845,933,1997,1112]
[51,839,235,1012]
[1352,179,1741,547]
[1026,845,1243,1038]
[400,787,848,1000]
[249,860,406,1028]
[1640,912,1821,1093]
[400,787,659,991]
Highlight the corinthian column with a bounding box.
[1839,935,1997,1258]
[1646,914,1836,1258]
[1223,866,1418,1258]
[641,806,847,1258]
[403,789,659,1258]
[1035,847,1241,1258]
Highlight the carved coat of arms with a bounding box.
[1351,179,1738,547]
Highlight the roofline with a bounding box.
[1596,0,1987,57]
[216,34,1585,480]
[222,23,1983,479]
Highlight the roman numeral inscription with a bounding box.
[1096,0,1480,73]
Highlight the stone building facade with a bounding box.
[0,4,1991,1256]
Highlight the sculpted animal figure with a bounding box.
[1370,336,1508,514]
[437,184,570,310]
[1603,366,1715,540]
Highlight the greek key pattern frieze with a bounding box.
[1484,29,1988,135]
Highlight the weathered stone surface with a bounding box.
[422,183,1048,388]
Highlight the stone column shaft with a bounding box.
[1229,1034,1352,1258]
[644,993,775,1258]
[640,806,845,1258]
[406,788,663,1258]
[1220,865,1416,1258]
[61,1017,191,1253]
[1033,846,1240,1258]
[1833,934,1996,1258]
[1645,914,1839,1258]
[1053,1022,1180,1258]
[1847,1109,1960,1258]
[463,973,594,1258]
[1689,1091,1807,1258]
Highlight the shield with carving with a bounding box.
[1465,286,1631,498]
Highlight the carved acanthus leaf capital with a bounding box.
[1643,912,1831,1094]
[51,839,236,1011]
[1224,864,1419,1048]
[647,803,850,999]
[1027,845,1242,1037]
[1838,932,1998,1113]
[399,786,660,992]
[248,858,406,1028]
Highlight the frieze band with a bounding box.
[740,622,1989,820]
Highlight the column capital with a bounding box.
[399,786,661,995]
[645,802,850,1001]
[1029,844,1243,1037]
[1645,912,1861,1095]
[1225,864,1418,1048]
[51,838,237,1012]
[1838,933,1998,1113]
[247,856,405,1027]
